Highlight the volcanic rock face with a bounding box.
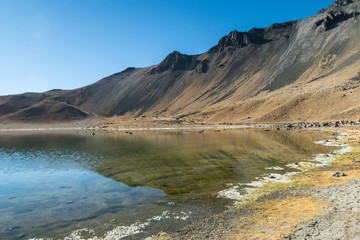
[217,31,253,48]
[210,29,271,52]
[1,0,360,123]
[194,60,209,74]
[334,0,359,6]
[149,51,199,74]
[315,11,351,31]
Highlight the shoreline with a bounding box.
[59,126,358,240]
[2,124,360,239]
[163,126,360,239]
[0,125,250,132]
[1,121,358,133]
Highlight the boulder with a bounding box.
[332,172,347,177]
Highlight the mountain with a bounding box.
[1,0,360,124]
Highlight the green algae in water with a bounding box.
[0,129,336,239]
[95,130,337,203]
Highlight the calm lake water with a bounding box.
[0,129,336,239]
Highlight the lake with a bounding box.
[0,129,336,239]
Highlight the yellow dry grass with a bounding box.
[153,128,360,240]
[334,146,360,167]
[235,196,329,240]
[232,129,360,240]
[293,138,360,187]
[294,169,360,187]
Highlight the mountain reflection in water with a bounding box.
[0,129,336,239]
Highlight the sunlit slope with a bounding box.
[1,0,359,123]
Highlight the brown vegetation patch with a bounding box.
[235,196,329,240]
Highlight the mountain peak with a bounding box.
[148,51,198,74]
[211,28,275,53]
[333,0,360,6]
[216,30,252,49]
[2,0,360,123]
[334,0,352,6]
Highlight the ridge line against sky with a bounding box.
[0,0,334,96]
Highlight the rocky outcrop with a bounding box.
[148,51,199,74]
[217,30,253,48]
[333,0,360,6]
[194,60,209,74]
[210,30,270,52]
[315,11,352,31]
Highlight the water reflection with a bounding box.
[94,130,335,202]
[0,129,336,239]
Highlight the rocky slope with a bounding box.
[1,0,360,123]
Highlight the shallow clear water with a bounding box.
[0,129,336,239]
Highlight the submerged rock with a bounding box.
[4,226,20,233]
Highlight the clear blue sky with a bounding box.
[0,0,334,96]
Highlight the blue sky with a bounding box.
[0,0,334,96]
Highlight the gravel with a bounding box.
[288,179,360,240]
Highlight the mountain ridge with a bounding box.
[1,0,360,124]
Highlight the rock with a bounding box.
[308,220,318,227]
[195,60,209,74]
[4,226,20,233]
[210,29,271,52]
[332,172,347,177]
[218,31,252,48]
[148,51,199,74]
[315,11,351,31]
[334,0,358,6]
